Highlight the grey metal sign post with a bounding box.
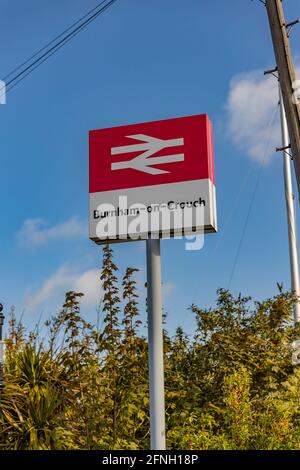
[89,114,217,450]
[146,238,166,450]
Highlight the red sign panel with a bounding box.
[89,114,215,193]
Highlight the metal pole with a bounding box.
[266,0,300,199]
[146,239,166,450]
[279,84,300,323]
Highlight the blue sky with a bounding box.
[0,0,300,337]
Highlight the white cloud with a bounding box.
[226,65,300,163]
[25,266,73,312]
[73,269,101,309]
[25,265,101,313]
[227,69,280,163]
[17,216,86,248]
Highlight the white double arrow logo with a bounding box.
[111,134,184,175]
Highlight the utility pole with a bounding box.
[279,85,300,323]
[266,0,300,199]
[146,239,166,450]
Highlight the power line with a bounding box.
[6,0,117,90]
[227,104,280,289]
[2,0,110,82]
[1,0,118,94]
[212,165,256,258]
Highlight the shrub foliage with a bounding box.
[1,246,300,449]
